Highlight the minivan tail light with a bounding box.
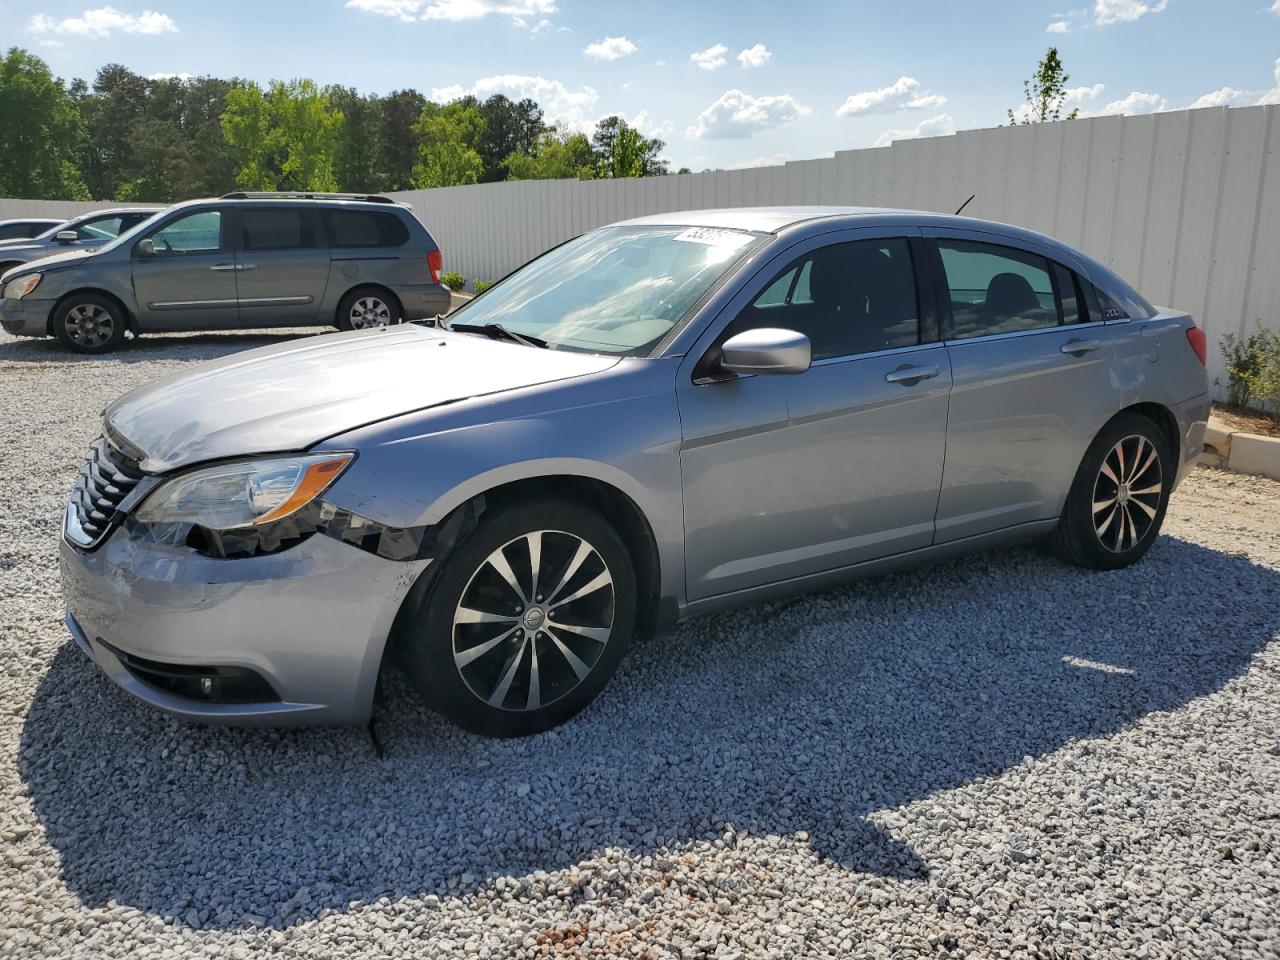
[1185,325,1207,367]
[427,249,443,285]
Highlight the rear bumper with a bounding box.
[1172,391,1210,488]
[396,283,451,321]
[0,296,49,336]
[60,528,430,726]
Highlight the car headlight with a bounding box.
[2,273,41,300]
[135,453,354,530]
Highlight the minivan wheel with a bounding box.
[1048,412,1172,570]
[337,287,401,331]
[51,293,126,354]
[402,500,636,737]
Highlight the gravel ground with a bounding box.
[1,328,1279,959]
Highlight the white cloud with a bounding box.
[1046,19,1070,32]
[583,36,636,61]
[1189,86,1251,109]
[1093,0,1167,26]
[1272,0,1280,14]
[836,76,946,117]
[729,153,791,169]
[1084,90,1169,116]
[873,114,955,148]
[148,71,194,81]
[345,0,555,23]
[430,74,599,132]
[736,43,773,69]
[686,89,811,139]
[690,44,728,71]
[628,110,674,138]
[28,6,178,37]
[1259,58,1280,105]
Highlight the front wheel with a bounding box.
[336,287,401,331]
[402,500,636,737]
[1048,412,1173,570]
[51,293,127,354]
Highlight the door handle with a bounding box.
[884,363,941,384]
[209,264,236,272]
[238,263,258,271]
[1060,338,1102,356]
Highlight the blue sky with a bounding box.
[15,0,1280,169]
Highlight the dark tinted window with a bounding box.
[938,240,1057,338]
[737,238,920,361]
[242,208,318,250]
[0,222,49,240]
[323,209,409,248]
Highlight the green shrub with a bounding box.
[440,270,465,292]
[1222,325,1280,422]
[473,279,493,294]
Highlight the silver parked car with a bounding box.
[57,207,1209,736]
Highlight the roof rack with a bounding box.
[220,191,398,204]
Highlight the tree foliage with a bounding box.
[1008,47,1079,124]
[0,47,674,201]
[0,47,87,199]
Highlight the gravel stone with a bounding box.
[1,329,1279,958]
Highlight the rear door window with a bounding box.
[937,240,1058,338]
[241,208,319,250]
[323,209,410,248]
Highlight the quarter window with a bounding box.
[323,210,409,248]
[938,240,1057,338]
[145,210,223,255]
[242,208,318,251]
[736,238,920,361]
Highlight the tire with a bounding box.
[402,499,637,737]
[51,293,127,354]
[1047,412,1173,570]
[336,287,402,331]
[0,262,21,277]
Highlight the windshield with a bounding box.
[447,225,765,355]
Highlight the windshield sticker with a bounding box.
[671,227,754,250]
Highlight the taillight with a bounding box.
[427,249,442,285]
[1185,325,1207,366]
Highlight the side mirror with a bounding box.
[135,239,156,258]
[55,230,78,244]
[718,328,811,376]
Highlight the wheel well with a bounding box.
[338,283,403,322]
[1119,402,1180,460]
[47,288,135,336]
[473,476,663,638]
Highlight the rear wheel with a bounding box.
[401,500,636,737]
[336,287,401,331]
[1048,412,1172,570]
[51,293,127,354]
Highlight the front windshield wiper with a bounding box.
[448,321,548,349]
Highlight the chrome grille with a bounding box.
[66,435,143,547]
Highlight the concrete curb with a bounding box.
[1199,415,1280,481]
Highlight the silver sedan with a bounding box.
[58,207,1210,736]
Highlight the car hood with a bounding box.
[3,247,97,273]
[105,324,620,473]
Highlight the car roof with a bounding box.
[0,217,62,224]
[71,207,164,218]
[161,196,411,214]
[616,206,921,233]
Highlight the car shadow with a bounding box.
[0,329,330,366]
[18,535,1279,930]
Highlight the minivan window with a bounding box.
[146,210,223,255]
[242,208,318,251]
[938,240,1057,338]
[323,210,409,248]
[736,238,921,361]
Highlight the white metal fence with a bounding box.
[6,103,1278,391]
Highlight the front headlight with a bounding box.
[2,273,42,300]
[135,453,354,530]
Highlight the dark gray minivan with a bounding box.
[0,193,450,353]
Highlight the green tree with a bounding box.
[0,48,87,199]
[268,79,343,191]
[411,101,485,188]
[1008,47,1079,124]
[377,89,427,191]
[591,116,668,178]
[221,81,278,189]
[327,85,380,192]
[503,126,595,181]
[475,94,545,182]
